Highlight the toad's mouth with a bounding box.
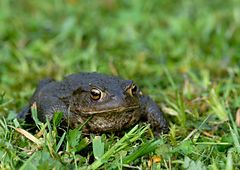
[76,105,140,115]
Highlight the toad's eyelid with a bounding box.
[123,80,133,91]
[88,84,105,92]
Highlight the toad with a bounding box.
[18,73,168,134]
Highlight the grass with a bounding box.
[0,0,240,169]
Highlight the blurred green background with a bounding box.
[1,0,240,168]
[0,0,240,118]
[1,0,239,113]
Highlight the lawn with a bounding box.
[0,0,240,169]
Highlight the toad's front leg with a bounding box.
[140,96,169,134]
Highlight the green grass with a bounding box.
[1,0,240,169]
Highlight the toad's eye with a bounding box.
[90,88,102,100]
[129,84,138,96]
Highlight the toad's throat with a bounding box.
[78,105,140,115]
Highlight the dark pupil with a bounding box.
[91,90,101,99]
[91,91,99,96]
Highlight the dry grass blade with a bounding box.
[236,108,240,128]
[15,128,42,146]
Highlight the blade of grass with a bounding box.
[14,127,42,146]
[92,136,105,160]
[225,149,233,170]
[123,139,163,164]
[31,102,41,130]
[55,131,66,153]
[227,107,240,153]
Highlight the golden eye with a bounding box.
[129,84,138,96]
[90,88,102,100]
